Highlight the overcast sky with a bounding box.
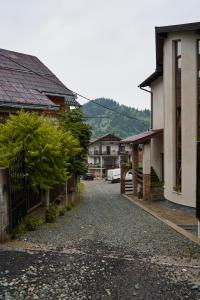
[0,0,200,109]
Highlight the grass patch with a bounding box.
[77,181,85,193]
[59,208,66,216]
[66,204,72,211]
[173,185,181,193]
[45,204,58,223]
[25,216,41,231]
[183,247,196,257]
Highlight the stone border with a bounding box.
[123,194,200,247]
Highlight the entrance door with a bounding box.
[106,146,110,155]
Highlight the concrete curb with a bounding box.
[123,194,200,247]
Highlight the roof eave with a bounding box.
[0,101,59,111]
[121,129,163,144]
[138,69,163,88]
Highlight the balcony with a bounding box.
[88,163,104,169]
[88,150,120,156]
[118,150,132,155]
[88,150,101,155]
[88,163,120,169]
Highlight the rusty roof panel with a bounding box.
[0,48,80,109]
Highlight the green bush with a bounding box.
[25,216,41,231]
[0,111,81,189]
[45,204,58,223]
[183,247,196,257]
[66,205,72,211]
[59,208,65,216]
[173,185,181,193]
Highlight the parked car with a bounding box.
[107,168,121,183]
[82,172,94,180]
[125,169,133,181]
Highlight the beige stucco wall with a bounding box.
[151,135,163,180]
[143,143,151,174]
[164,31,199,208]
[151,77,164,129]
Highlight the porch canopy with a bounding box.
[121,128,163,200]
[121,129,163,145]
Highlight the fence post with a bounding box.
[132,145,139,196]
[43,189,50,207]
[120,163,126,194]
[0,168,9,242]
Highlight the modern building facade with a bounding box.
[88,134,132,177]
[122,22,200,209]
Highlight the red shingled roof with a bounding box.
[0,48,79,110]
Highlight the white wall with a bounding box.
[143,143,151,174]
[88,143,100,153]
[88,156,94,164]
[101,142,119,154]
[164,31,199,208]
[151,135,163,180]
[125,144,132,152]
[151,77,164,129]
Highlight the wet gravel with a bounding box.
[19,181,200,257]
[1,180,200,299]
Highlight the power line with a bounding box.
[0,52,149,127]
[84,116,109,119]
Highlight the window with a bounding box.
[197,40,200,138]
[175,40,182,190]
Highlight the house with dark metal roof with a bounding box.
[122,22,200,213]
[0,48,80,122]
[88,133,132,177]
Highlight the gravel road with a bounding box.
[1,180,200,299]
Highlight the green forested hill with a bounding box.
[81,98,150,139]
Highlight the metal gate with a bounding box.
[9,149,27,230]
[9,149,42,231]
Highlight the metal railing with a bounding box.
[89,150,132,156]
[134,168,143,185]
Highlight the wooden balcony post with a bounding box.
[120,162,126,194]
[100,156,103,178]
[143,143,151,200]
[132,144,138,196]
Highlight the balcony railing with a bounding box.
[118,150,132,155]
[88,150,132,156]
[88,163,120,169]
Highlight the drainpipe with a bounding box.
[139,86,153,129]
[198,222,200,238]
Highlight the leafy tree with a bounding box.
[59,108,92,175]
[0,111,80,190]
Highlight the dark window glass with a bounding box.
[175,40,182,190]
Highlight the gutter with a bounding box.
[0,101,59,111]
[139,86,153,129]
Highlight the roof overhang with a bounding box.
[139,22,200,88]
[89,133,121,145]
[0,101,59,111]
[121,129,163,144]
[138,69,163,88]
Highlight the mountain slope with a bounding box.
[81,98,150,138]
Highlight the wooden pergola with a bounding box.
[121,129,163,200]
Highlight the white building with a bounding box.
[88,134,132,177]
[122,22,200,212]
